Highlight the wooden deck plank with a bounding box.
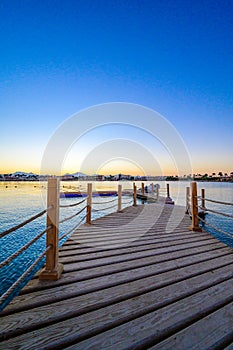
[18,247,231,300]
[72,226,192,239]
[62,242,226,272]
[59,232,211,256]
[2,247,231,314]
[64,280,233,350]
[1,262,233,341]
[0,203,232,349]
[60,230,208,251]
[58,236,215,263]
[62,235,219,249]
[2,278,233,349]
[69,228,205,240]
[59,238,220,269]
[151,303,233,350]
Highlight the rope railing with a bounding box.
[92,196,118,205]
[121,196,134,205]
[0,207,51,239]
[59,205,87,224]
[58,194,88,242]
[0,225,52,268]
[59,214,87,241]
[198,205,233,219]
[92,202,118,212]
[186,182,233,237]
[123,196,132,205]
[197,197,233,206]
[59,197,86,208]
[197,215,233,239]
[0,245,52,305]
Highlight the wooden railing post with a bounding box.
[167,183,170,198]
[189,182,202,232]
[133,184,137,206]
[201,188,205,209]
[39,178,63,280]
[141,182,145,195]
[156,184,159,201]
[86,183,92,224]
[185,187,190,214]
[165,183,174,204]
[151,183,154,194]
[118,184,122,212]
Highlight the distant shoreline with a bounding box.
[1,171,232,183]
[0,178,232,183]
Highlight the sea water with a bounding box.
[0,180,232,310]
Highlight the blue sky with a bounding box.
[1,0,232,175]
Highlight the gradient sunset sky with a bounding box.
[1,0,232,176]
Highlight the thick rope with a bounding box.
[199,206,233,219]
[198,197,233,206]
[92,202,118,212]
[0,206,52,239]
[197,215,233,238]
[122,198,133,205]
[0,225,52,268]
[92,197,118,205]
[59,205,87,224]
[59,197,86,208]
[59,215,86,241]
[0,245,51,305]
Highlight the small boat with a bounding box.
[60,192,85,198]
[136,193,148,200]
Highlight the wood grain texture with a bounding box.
[0,203,232,350]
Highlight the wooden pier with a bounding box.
[1,202,233,349]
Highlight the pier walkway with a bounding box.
[1,203,233,349]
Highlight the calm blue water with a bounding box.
[0,180,232,311]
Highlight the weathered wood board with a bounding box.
[0,203,232,349]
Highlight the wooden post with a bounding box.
[86,183,92,224]
[151,183,154,194]
[133,184,137,206]
[39,178,63,280]
[167,183,170,198]
[189,182,202,232]
[201,188,205,209]
[118,184,122,212]
[156,184,159,201]
[185,187,190,214]
[141,182,145,195]
[165,182,174,204]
